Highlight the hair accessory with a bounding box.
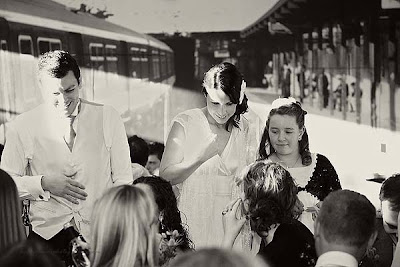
[270,97,298,110]
[239,80,246,104]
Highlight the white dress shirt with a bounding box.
[1,99,132,240]
[315,251,358,267]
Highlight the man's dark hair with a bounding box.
[318,190,376,247]
[148,142,165,161]
[38,50,81,84]
[379,173,400,212]
[128,135,149,167]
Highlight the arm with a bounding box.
[0,124,48,201]
[221,198,246,248]
[1,123,86,204]
[107,107,133,185]
[160,122,213,185]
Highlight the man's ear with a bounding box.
[367,230,378,250]
[314,219,321,238]
[78,77,83,89]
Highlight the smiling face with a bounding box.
[381,200,399,237]
[205,88,237,125]
[268,114,304,156]
[39,70,80,117]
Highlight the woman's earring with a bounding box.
[265,141,271,155]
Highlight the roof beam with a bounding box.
[280,7,291,15]
[287,2,300,9]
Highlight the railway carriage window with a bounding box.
[18,35,36,103]
[152,49,160,80]
[130,46,141,78]
[89,43,105,71]
[140,48,149,79]
[160,51,167,78]
[105,44,118,74]
[18,35,33,55]
[37,38,62,55]
[51,42,61,51]
[0,40,7,50]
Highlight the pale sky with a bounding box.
[55,0,277,33]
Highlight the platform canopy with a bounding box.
[241,0,381,38]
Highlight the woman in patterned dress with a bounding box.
[258,97,341,234]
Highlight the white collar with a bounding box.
[315,251,358,267]
[70,99,81,117]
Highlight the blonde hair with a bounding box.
[90,185,158,267]
[0,169,26,255]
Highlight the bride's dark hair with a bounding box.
[243,161,298,235]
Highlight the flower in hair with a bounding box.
[239,80,246,104]
[270,97,298,110]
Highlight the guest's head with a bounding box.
[90,185,159,267]
[202,62,248,130]
[0,240,63,267]
[171,248,268,267]
[315,190,377,261]
[133,176,193,251]
[379,174,400,238]
[240,161,298,237]
[146,142,164,175]
[37,50,81,117]
[259,97,311,166]
[128,135,149,167]
[0,169,26,254]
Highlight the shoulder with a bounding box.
[80,98,103,107]
[172,108,202,125]
[10,105,45,129]
[315,154,335,169]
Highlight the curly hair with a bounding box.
[133,176,194,251]
[258,100,311,166]
[202,62,248,131]
[242,161,298,235]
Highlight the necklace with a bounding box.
[275,154,301,168]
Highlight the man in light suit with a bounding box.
[1,50,132,263]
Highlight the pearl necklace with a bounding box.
[275,153,301,168]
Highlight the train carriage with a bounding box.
[0,0,175,143]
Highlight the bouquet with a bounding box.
[159,230,184,267]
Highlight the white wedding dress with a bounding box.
[171,108,261,248]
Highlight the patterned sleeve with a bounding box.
[306,154,342,201]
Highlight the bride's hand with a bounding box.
[193,133,218,163]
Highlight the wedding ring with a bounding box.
[222,210,227,215]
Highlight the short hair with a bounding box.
[318,190,376,247]
[38,50,81,84]
[148,142,165,161]
[128,135,149,166]
[171,248,268,267]
[0,169,26,254]
[258,99,311,166]
[379,173,400,212]
[133,176,194,251]
[202,62,248,131]
[90,185,158,267]
[242,161,298,234]
[0,240,63,267]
